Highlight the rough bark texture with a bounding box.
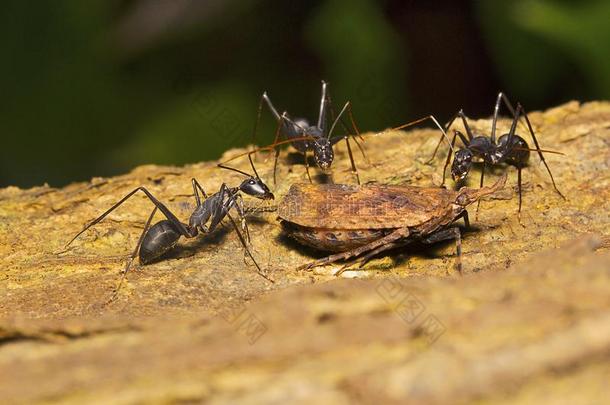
[1,101,609,403]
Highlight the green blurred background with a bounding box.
[1,0,608,188]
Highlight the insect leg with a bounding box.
[344,102,368,161]
[67,186,194,248]
[517,166,525,226]
[191,178,209,207]
[272,114,288,185]
[475,162,486,217]
[225,210,274,283]
[428,112,460,163]
[342,135,360,185]
[329,101,368,160]
[441,131,459,186]
[251,93,270,148]
[303,149,313,183]
[233,193,251,244]
[317,80,328,132]
[421,227,462,274]
[518,103,565,200]
[327,102,363,183]
[298,227,409,271]
[106,207,158,304]
[334,241,406,276]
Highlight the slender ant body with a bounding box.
[66,155,275,300]
[254,80,366,184]
[429,92,565,215]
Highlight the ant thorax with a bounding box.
[467,136,496,161]
[301,125,324,141]
[189,196,218,230]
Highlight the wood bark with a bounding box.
[1,101,609,403]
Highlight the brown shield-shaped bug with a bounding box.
[277,175,507,274]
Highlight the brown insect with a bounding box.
[278,174,507,273]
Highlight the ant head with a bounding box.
[239,176,274,200]
[451,149,473,182]
[313,138,334,171]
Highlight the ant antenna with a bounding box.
[248,153,260,178]
[218,145,264,179]
[327,101,351,140]
[386,115,456,154]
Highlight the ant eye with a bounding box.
[249,180,255,184]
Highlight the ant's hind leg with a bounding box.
[475,163,487,218]
[342,135,361,185]
[519,104,566,200]
[303,150,313,183]
[342,101,369,163]
[67,186,193,248]
[106,207,158,304]
[517,167,526,227]
[440,131,460,187]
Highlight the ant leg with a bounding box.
[428,112,462,163]
[206,184,233,234]
[191,178,208,207]
[333,101,369,162]
[317,80,328,132]
[519,104,565,200]
[106,207,158,304]
[475,162,486,217]
[341,135,361,185]
[345,102,366,149]
[225,210,274,283]
[491,92,515,143]
[271,114,287,185]
[303,150,313,183]
[331,101,369,163]
[269,113,309,185]
[421,227,462,275]
[67,187,194,248]
[492,92,524,141]
[251,94,269,148]
[456,110,475,141]
[432,112,472,171]
[233,193,251,244]
[327,102,362,183]
[517,166,525,226]
[441,131,459,186]
[298,227,409,271]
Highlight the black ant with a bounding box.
[428,92,565,217]
[252,80,366,184]
[66,155,275,300]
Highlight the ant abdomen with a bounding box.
[498,134,530,167]
[139,220,182,264]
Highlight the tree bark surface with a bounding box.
[1,101,609,403]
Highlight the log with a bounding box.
[0,101,609,403]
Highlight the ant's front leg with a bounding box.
[232,193,251,244]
